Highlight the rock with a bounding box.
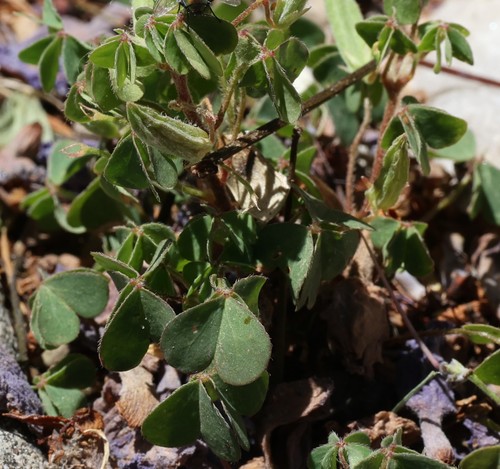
[0,426,48,468]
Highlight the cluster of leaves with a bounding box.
[18,0,500,465]
[308,428,498,469]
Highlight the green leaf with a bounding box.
[448,27,474,65]
[64,84,91,123]
[308,444,338,469]
[391,28,418,54]
[99,288,150,371]
[164,28,190,75]
[418,23,439,52]
[457,324,500,345]
[115,42,129,88]
[31,288,80,349]
[344,443,373,467]
[62,36,91,84]
[370,216,400,249]
[299,189,372,230]
[232,276,266,317]
[401,225,434,276]
[399,109,428,172]
[127,102,212,163]
[39,35,63,92]
[44,353,96,389]
[18,35,55,65]
[43,385,86,418]
[431,128,475,162]
[266,58,302,123]
[139,288,175,342]
[66,177,123,230]
[473,163,500,225]
[290,17,326,49]
[256,223,314,303]
[474,349,500,385]
[199,383,240,461]
[276,37,309,83]
[186,28,224,78]
[325,0,372,71]
[89,64,122,111]
[273,0,309,29]
[459,446,500,469]
[92,252,139,278]
[43,0,63,30]
[149,148,179,190]
[104,134,150,189]
[177,214,213,262]
[383,0,423,24]
[391,449,452,468]
[408,104,467,149]
[174,29,211,79]
[47,140,92,186]
[89,38,120,68]
[298,229,360,310]
[142,380,201,446]
[44,269,108,318]
[161,295,271,385]
[30,269,108,348]
[212,372,269,417]
[355,17,386,48]
[366,134,409,210]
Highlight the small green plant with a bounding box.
[19,0,498,464]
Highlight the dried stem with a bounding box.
[345,97,372,213]
[360,232,441,370]
[0,229,28,363]
[194,60,376,174]
[284,127,301,220]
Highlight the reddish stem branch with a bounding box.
[420,59,500,88]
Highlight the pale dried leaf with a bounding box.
[227,150,289,222]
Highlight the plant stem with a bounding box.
[420,59,500,88]
[170,72,203,129]
[284,127,301,220]
[468,373,500,406]
[270,271,289,386]
[232,0,263,27]
[360,232,441,370]
[194,60,376,174]
[346,97,371,213]
[392,371,440,413]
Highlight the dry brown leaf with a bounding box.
[347,410,420,448]
[320,277,389,377]
[239,456,267,469]
[259,378,333,469]
[116,366,159,428]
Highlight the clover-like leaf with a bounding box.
[99,286,175,371]
[30,269,109,348]
[161,295,271,385]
